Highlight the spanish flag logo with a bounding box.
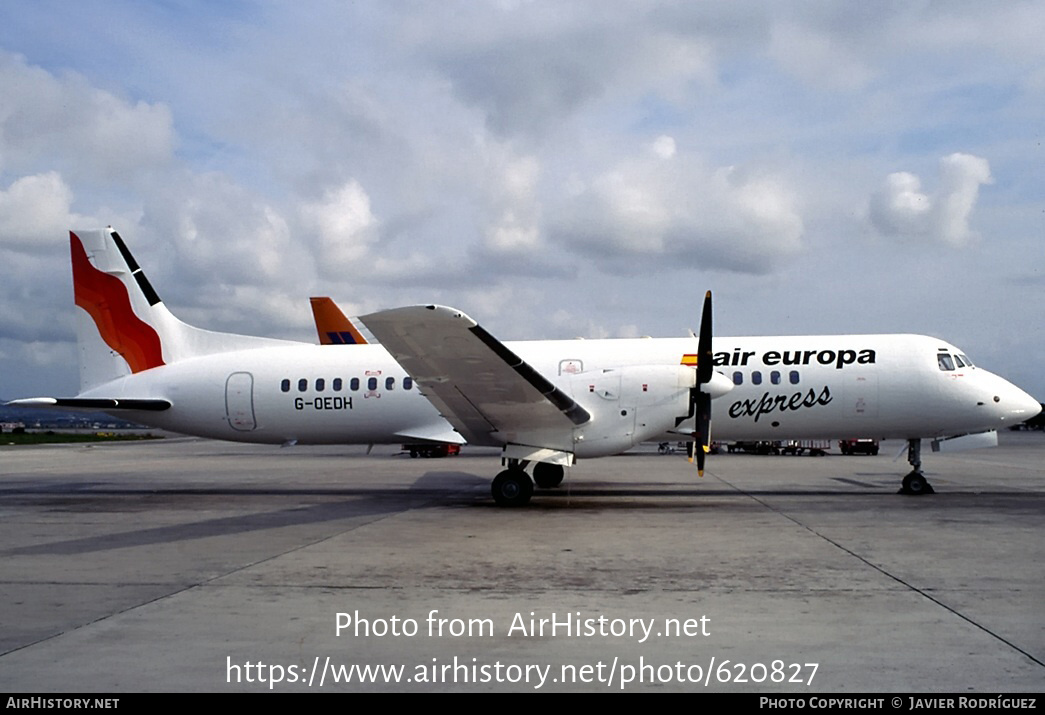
[680,354,698,366]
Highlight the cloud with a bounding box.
[1,4,1042,400]
[425,7,714,139]
[112,173,311,340]
[0,172,77,251]
[651,135,677,159]
[481,152,542,254]
[549,148,804,274]
[768,20,875,91]
[300,180,379,278]
[869,153,992,246]
[0,51,173,183]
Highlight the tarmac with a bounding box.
[1,431,1043,692]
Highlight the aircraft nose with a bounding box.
[1013,390,1042,421]
[989,378,1041,425]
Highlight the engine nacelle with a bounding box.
[567,365,694,458]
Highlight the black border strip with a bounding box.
[111,231,162,306]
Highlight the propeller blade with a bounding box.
[690,290,713,477]
[697,290,713,386]
[694,391,710,476]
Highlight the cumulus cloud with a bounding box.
[481,152,542,254]
[0,51,173,182]
[121,172,303,339]
[869,153,992,246]
[651,136,677,159]
[549,148,804,274]
[2,4,1041,399]
[426,8,714,139]
[0,172,77,251]
[300,180,380,278]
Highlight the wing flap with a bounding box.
[394,423,467,445]
[360,305,589,447]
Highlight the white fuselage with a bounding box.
[81,334,1039,457]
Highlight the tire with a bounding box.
[533,462,565,489]
[902,472,930,495]
[491,469,534,507]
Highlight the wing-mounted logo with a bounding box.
[70,232,165,373]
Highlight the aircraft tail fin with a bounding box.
[310,296,370,345]
[70,228,296,392]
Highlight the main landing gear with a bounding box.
[533,462,565,489]
[900,438,935,495]
[490,460,566,507]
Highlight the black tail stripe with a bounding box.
[111,231,162,306]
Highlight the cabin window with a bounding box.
[315,378,325,392]
[280,379,290,393]
[368,377,378,390]
[404,377,413,390]
[385,376,395,391]
[770,370,781,385]
[332,378,343,392]
[732,371,743,385]
[789,371,800,385]
[752,371,762,386]
[350,377,360,391]
[297,378,308,392]
[938,354,955,371]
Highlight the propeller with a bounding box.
[689,290,714,476]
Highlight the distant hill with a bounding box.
[0,401,144,429]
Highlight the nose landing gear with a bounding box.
[900,438,935,495]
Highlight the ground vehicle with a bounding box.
[404,443,461,458]
[779,440,830,456]
[839,439,880,455]
[727,441,781,455]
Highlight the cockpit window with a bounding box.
[959,354,973,367]
[938,354,955,371]
[953,354,966,368]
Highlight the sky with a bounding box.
[0,1,1042,401]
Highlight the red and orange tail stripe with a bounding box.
[71,231,165,373]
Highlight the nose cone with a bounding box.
[1011,389,1043,423]
[984,373,1041,426]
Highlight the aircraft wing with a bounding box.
[359,305,590,447]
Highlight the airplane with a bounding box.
[7,227,1040,507]
[310,296,370,345]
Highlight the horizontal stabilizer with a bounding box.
[6,397,172,411]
